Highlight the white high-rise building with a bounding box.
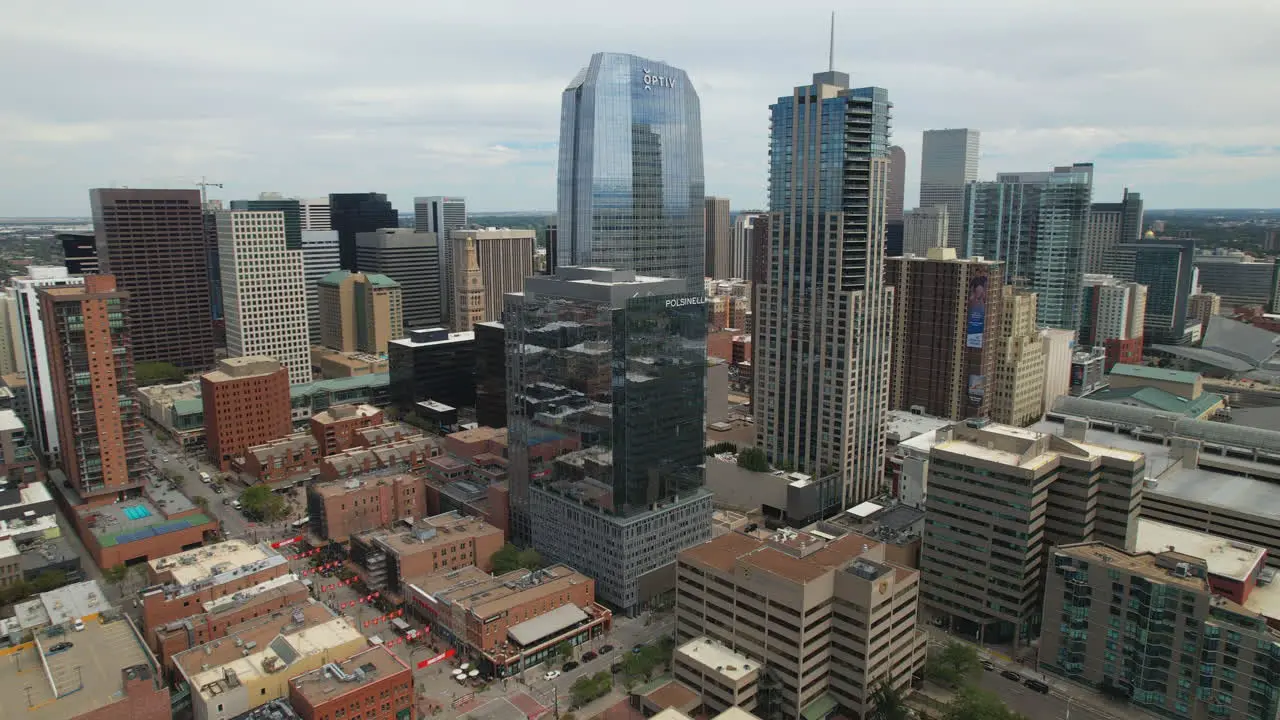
[9,267,83,460]
[731,213,764,280]
[302,230,341,345]
[299,197,331,231]
[414,197,467,321]
[902,205,949,257]
[919,128,979,251]
[755,72,894,507]
[217,211,311,385]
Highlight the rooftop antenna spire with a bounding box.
[828,11,835,71]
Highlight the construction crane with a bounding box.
[196,176,223,207]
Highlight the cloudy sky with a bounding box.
[2,0,1277,217]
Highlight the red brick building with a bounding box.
[289,645,414,720]
[140,539,295,668]
[40,275,148,506]
[310,403,384,457]
[59,474,218,568]
[349,512,504,593]
[319,435,442,482]
[306,472,427,542]
[405,564,612,678]
[242,432,323,485]
[202,356,292,470]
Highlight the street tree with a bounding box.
[944,687,1029,720]
[925,640,982,688]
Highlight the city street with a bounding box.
[139,424,306,542]
[924,626,1150,720]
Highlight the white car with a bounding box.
[72,618,84,632]
[543,670,561,681]
[200,472,212,484]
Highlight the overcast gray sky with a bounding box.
[2,0,1277,216]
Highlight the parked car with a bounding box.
[562,661,579,672]
[211,484,224,494]
[47,642,73,654]
[200,471,211,483]
[232,500,242,510]
[72,619,84,632]
[981,660,996,672]
[1024,679,1050,694]
[1001,670,1022,682]
[543,670,561,681]
[581,651,598,662]
[599,644,614,653]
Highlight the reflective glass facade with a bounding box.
[963,165,1092,331]
[557,53,705,291]
[506,269,706,522]
[753,71,895,506]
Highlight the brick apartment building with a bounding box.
[307,472,427,542]
[318,434,441,482]
[241,415,427,486]
[404,563,612,677]
[141,539,294,668]
[241,433,323,485]
[289,645,414,720]
[202,357,292,470]
[348,511,504,594]
[310,403,384,457]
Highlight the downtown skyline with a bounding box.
[3,1,1279,216]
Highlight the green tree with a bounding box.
[705,441,737,456]
[736,446,770,472]
[925,641,983,688]
[869,681,912,720]
[240,485,287,521]
[945,687,1029,720]
[102,564,129,584]
[192,495,210,511]
[557,640,574,661]
[30,570,68,593]
[0,579,33,604]
[135,361,187,387]
[490,543,522,574]
[568,672,612,708]
[517,548,542,570]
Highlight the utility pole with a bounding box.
[196,177,223,208]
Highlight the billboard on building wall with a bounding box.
[968,374,985,405]
[966,272,989,349]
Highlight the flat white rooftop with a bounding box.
[676,636,758,683]
[150,539,280,586]
[1133,519,1265,582]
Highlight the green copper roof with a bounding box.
[363,273,400,288]
[318,270,353,286]
[1108,363,1201,384]
[1087,386,1224,418]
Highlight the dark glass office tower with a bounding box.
[473,320,506,428]
[56,232,98,274]
[506,267,710,611]
[330,193,398,271]
[557,53,705,291]
[230,194,302,249]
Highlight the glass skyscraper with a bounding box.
[753,70,895,507]
[557,52,705,291]
[964,164,1093,331]
[506,268,710,611]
